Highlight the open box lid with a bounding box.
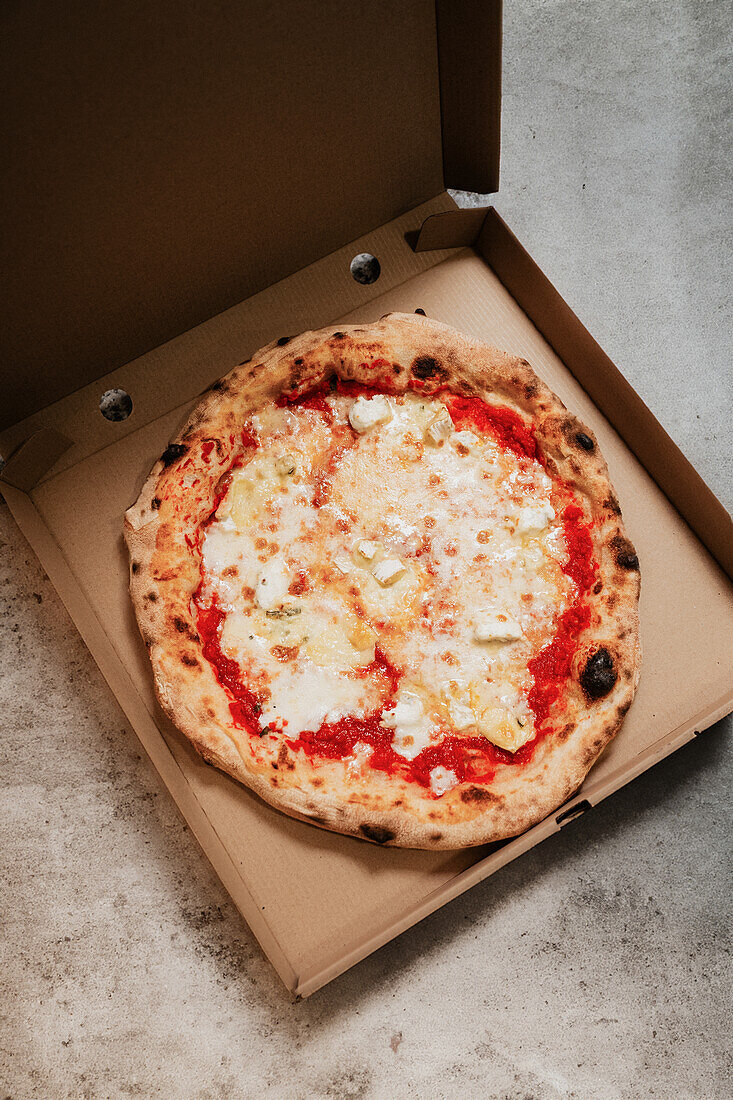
[1,0,501,430]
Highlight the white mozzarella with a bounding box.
[429,766,458,796]
[258,666,368,736]
[372,558,406,586]
[333,553,353,574]
[425,407,453,445]
[451,429,480,451]
[381,690,436,760]
[517,501,555,535]
[348,395,393,433]
[356,539,380,561]
[544,526,568,564]
[449,701,476,730]
[345,741,374,775]
[255,558,290,611]
[274,453,297,476]
[219,608,375,736]
[473,611,524,644]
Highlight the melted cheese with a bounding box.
[430,766,458,796]
[349,394,393,433]
[200,393,575,749]
[381,689,436,760]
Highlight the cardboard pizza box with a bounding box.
[2,1,731,997]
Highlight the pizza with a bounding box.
[124,313,641,848]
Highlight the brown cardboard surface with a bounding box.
[0,430,71,492]
[1,0,446,429]
[0,194,458,478]
[4,222,732,995]
[1,1,503,432]
[436,0,502,192]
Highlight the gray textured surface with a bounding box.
[460,0,733,512]
[2,2,731,1097]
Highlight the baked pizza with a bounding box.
[125,313,640,848]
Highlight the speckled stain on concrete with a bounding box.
[2,2,731,1097]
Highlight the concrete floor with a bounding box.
[2,2,731,1097]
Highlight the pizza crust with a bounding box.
[124,313,641,848]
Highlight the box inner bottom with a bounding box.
[19,247,733,988]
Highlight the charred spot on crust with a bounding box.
[206,379,227,394]
[580,648,618,699]
[331,331,346,340]
[610,534,640,571]
[604,494,622,516]
[173,616,189,633]
[606,592,618,610]
[412,355,446,381]
[576,431,595,451]
[131,562,140,574]
[160,443,188,467]
[414,308,426,316]
[524,380,539,398]
[581,737,607,767]
[181,653,199,668]
[144,591,157,602]
[359,824,395,845]
[430,831,442,841]
[151,496,161,510]
[276,336,292,347]
[460,786,500,805]
[294,357,304,367]
[329,372,339,391]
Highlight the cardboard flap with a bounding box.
[414,206,489,250]
[436,0,502,193]
[0,429,72,492]
[1,0,503,432]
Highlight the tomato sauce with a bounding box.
[193,381,598,790]
[195,604,264,736]
[444,394,540,462]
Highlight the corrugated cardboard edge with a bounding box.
[0,429,72,492]
[416,206,733,580]
[0,480,298,994]
[436,0,502,192]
